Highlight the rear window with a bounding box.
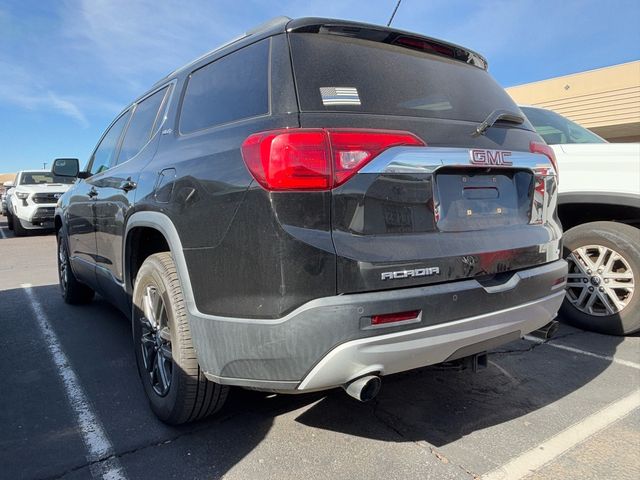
[180,39,270,134]
[289,33,519,122]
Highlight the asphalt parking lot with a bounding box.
[0,218,638,480]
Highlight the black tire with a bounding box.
[560,221,640,335]
[6,212,14,231]
[57,228,95,304]
[132,252,229,424]
[13,216,28,237]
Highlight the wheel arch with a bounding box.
[558,192,640,231]
[54,214,63,233]
[124,212,193,305]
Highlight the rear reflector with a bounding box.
[241,129,425,191]
[552,276,567,286]
[371,310,421,326]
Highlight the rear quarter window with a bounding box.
[118,86,170,164]
[180,39,270,134]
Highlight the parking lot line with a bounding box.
[0,226,6,239]
[482,389,640,480]
[524,335,640,370]
[21,283,128,480]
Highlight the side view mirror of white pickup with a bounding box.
[3,181,14,188]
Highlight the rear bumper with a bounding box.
[191,259,567,391]
[298,290,564,390]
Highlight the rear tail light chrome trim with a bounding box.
[358,146,555,174]
[357,146,557,226]
[529,141,559,179]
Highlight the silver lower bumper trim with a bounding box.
[298,290,565,391]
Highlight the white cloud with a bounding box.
[0,62,90,127]
[45,92,89,128]
[60,0,246,82]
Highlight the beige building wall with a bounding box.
[0,173,16,194]
[506,61,640,143]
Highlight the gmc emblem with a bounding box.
[470,149,513,166]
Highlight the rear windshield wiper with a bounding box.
[473,109,524,136]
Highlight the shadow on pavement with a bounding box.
[294,330,622,447]
[0,282,624,478]
[0,216,55,239]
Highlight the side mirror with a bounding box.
[52,158,80,178]
[2,181,14,188]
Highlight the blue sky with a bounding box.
[1,0,639,173]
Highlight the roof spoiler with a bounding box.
[286,18,488,70]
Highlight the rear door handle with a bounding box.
[88,187,98,198]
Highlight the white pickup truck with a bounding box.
[4,170,75,237]
[521,106,640,335]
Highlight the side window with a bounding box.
[117,86,169,164]
[180,39,269,134]
[90,110,132,175]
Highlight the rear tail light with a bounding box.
[241,129,425,191]
[371,310,421,326]
[529,141,559,180]
[529,141,558,225]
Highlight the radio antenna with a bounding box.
[387,0,402,26]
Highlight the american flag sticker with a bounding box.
[320,87,361,106]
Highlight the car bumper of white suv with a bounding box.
[12,203,57,229]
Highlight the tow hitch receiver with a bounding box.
[466,352,488,372]
[437,352,488,372]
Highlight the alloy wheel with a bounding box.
[139,285,173,397]
[566,244,635,316]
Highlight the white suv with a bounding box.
[5,170,75,236]
[521,106,640,335]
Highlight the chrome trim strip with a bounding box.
[201,372,299,390]
[359,146,552,174]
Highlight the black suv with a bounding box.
[53,17,567,424]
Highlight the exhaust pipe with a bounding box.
[344,375,381,402]
[529,320,559,341]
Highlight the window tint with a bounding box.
[290,33,519,123]
[90,111,132,175]
[180,39,269,133]
[520,107,606,145]
[118,87,169,164]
